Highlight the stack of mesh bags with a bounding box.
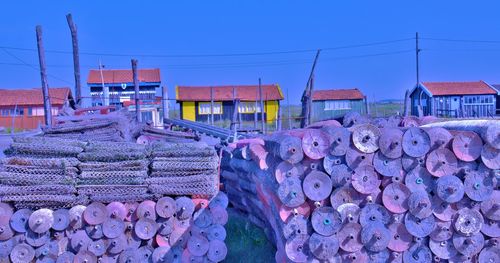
[76,141,151,202]
[0,136,82,209]
[147,141,219,196]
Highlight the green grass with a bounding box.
[224,209,276,263]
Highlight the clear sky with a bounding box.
[1,1,500,106]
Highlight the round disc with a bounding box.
[481,217,500,237]
[152,246,176,263]
[479,246,500,263]
[119,249,140,263]
[430,219,453,241]
[429,239,458,260]
[405,166,435,194]
[402,154,425,172]
[436,175,465,203]
[134,218,158,240]
[10,243,35,263]
[452,232,484,257]
[330,186,362,209]
[367,249,390,263]
[68,205,86,229]
[278,177,306,208]
[85,224,103,240]
[361,223,390,252]
[207,224,227,241]
[187,234,209,257]
[402,244,432,263]
[52,209,70,231]
[303,170,333,201]
[192,198,209,211]
[359,203,390,226]
[345,146,374,170]
[481,144,500,169]
[193,209,212,228]
[453,208,483,235]
[10,208,32,233]
[323,154,345,173]
[401,116,420,127]
[340,248,369,262]
[106,202,127,220]
[284,215,308,239]
[137,200,157,220]
[175,197,194,220]
[387,223,412,252]
[181,249,202,263]
[29,208,54,234]
[337,203,360,223]
[302,129,330,159]
[83,202,107,225]
[426,127,453,151]
[322,127,351,156]
[327,164,352,188]
[407,191,432,219]
[70,230,91,252]
[0,239,14,258]
[464,171,494,201]
[480,190,500,220]
[207,239,227,262]
[126,231,142,250]
[210,206,228,226]
[102,218,125,239]
[87,239,106,257]
[156,197,176,218]
[275,161,305,184]
[279,203,311,222]
[373,152,403,177]
[338,223,363,252]
[311,207,342,236]
[453,131,483,162]
[0,203,13,225]
[107,234,128,254]
[382,183,410,214]
[378,128,403,159]
[343,111,366,127]
[351,123,381,153]
[56,251,75,263]
[404,213,436,238]
[352,165,381,194]
[124,202,139,222]
[432,194,458,222]
[309,232,339,260]
[0,223,13,241]
[402,127,431,157]
[285,235,309,263]
[426,148,458,177]
[74,251,97,263]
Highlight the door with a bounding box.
[450,96,460,117]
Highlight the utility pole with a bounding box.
[259,78,265,134]
[287,88,291,129]
[254,88,258,129]
[98,59,109,106]
[416,32,420,86]
[300,49,321,128]
[210,86,214,125]
[131,59,142,122]
[162,86,169,124]
[66,13,81,106]
[36,25,52,127]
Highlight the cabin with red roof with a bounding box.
[410,81,498,117]
[0,87,74,130]
[175,84,283,124]
[311,88,367,122]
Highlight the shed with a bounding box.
[311,88,367,122]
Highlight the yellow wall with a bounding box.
[265,100,279,123]
[182,102,196,121]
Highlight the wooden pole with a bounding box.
[36,25,52,127]
[254,88,258,128]
[231,86,238,132]
[403,89,410,117]
[131,59,142,122]
[259,78,265,134]
[162,86,169,124]
[300,49,321,128]
[365,96,370,115]
[277,100,282,131]
[66,13,82,106]
[287,88,291,129]
[210,86,214,125]
[308,74,314,122]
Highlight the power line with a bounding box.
[0,38,413,58]
[421,37,500,44]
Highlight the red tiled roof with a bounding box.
[87,69,161,84]
[0,87,71,107]
[176,85,283,101]
[312,89,365,101]
[422,81,497,96]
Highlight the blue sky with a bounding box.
[1,1,500,106]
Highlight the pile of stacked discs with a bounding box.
[0,137,82,209]
[147,142,220,196]
[76,141,152,203]
[222,120,500,262]
[0,192,228,262]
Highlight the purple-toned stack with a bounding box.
[222,118,499,262]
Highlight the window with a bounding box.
[198,102,222,115]
[324,100,351,111]
[238,102,262,113]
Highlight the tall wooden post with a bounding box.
[300,50,321,128]
[36,26,52,127]
[210,86,214,125]
[131,59,142,122]
[277,101,282,131]
[259,78,265,134]
[287,88,292,129]
[254,88,258,128]
[403,89,410,117]
[162,86,169,124]
[66,14,81,106]
[231,86,239,133]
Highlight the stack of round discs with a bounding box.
[222,119,500,262]
[0,193,228,262]
[147,141,220,196]
[76,141,152,203]
[0,137,82,209]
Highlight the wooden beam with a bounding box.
[35,25,52,127]
[162,86,169,124]
[66,13,82,106]
[259,78,265,134]
[131,59,142,122]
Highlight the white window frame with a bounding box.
[324,100,351,111]
[198,102,222,115]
